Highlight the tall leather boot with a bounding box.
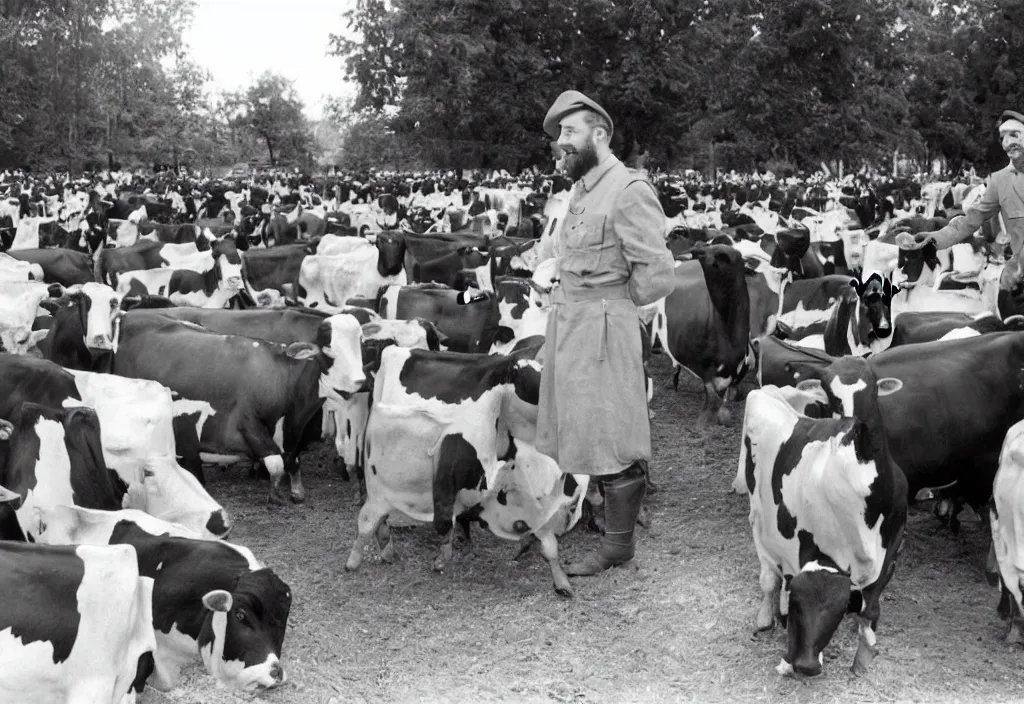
[565,462,647,577]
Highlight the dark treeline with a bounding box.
[0,0,316,172]
[332,0,1024,175]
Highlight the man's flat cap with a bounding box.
[543,90,613,140]
[999,110,1024,128]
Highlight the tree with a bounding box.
[226,73,313,168]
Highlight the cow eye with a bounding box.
[143,468,155,478]
[236,610,246,622]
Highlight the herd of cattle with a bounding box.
[0,165,1022,701]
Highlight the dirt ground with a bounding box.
[143,355,1024,704]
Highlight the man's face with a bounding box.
[1001,121,1024,161]
[557,111,600,182]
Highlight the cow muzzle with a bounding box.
[89,334,114,350]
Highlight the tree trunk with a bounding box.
[265,136,276,166]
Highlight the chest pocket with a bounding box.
[565,212,614,275]
[1000,192,1024,221]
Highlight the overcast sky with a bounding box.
[182,0,357,120]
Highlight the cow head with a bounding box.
[306,313,367,400]
[780,563,852,677]
[66,282,125,352]
[849,272,899,341]
[212,236,244,292]
[198,569,292,691]
[786,356,903,419]
[892,242,939,288]
[0,283,53,355]
[375,231,406,277]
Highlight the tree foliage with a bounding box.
[0,0,317,172]
[223,73,314,169]
[331,0,1024,174]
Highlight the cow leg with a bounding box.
[345,498,389,571]
[705,379,733,426]
[999,581,1014,620]
[538,531,573,598]
[755,561,782,634]
[321,406,336,441]
[376,521,396,563]
[239,422,289,503]
[453,516,473,551]
[515,533,539,560]
[263,455,288,505]
[433,526,455,572]
[852,523,904,675]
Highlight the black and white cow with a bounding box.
[73,310,366,503]
[0,354,230,537]
[0,403,123,541]
[740,356,907,677]
[8,248,92,286]
[115,238,245,309]
[297,231,407,310]
[649,246,751,424]
[29,505,291,693]
[0,535,157,704]
[347,345,586,597]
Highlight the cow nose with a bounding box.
[205,509,231,538]
[512,520,530,534]
[793,658,822,677]
[90,334,107,346]
[269,662,283,682]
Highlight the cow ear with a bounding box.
[286,342,319,360]
[849,277,864,295]
[202,590,233,613]
[876,377,903,396]
[361,322,382,337]
[795,379,822,392]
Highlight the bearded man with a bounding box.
[535,90,676,578]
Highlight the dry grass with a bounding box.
[143,355,1024,704]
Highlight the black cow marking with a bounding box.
[398,352,521,404]
[497,490,508,505]
[563,474,578,497]
[0,542,84,663]
[744,435,756,493]
[432,433,486,536]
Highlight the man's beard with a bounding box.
[563,137,599,182]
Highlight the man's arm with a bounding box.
[907,178,1001,249]
[612,181,676,306]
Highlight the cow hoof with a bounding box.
[267,490,289,506]
[380,542,397,563]
[333,456,350,481]
[290,491,306,504]
[950,516,961,535]
[716,407,733,425]
[345,553,362,572]
[554,583,574,599]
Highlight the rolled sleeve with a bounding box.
[612,181,676,306]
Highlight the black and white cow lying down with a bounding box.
[0,488,157,704]
[0,354,229,539]
[28,504,291,694]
